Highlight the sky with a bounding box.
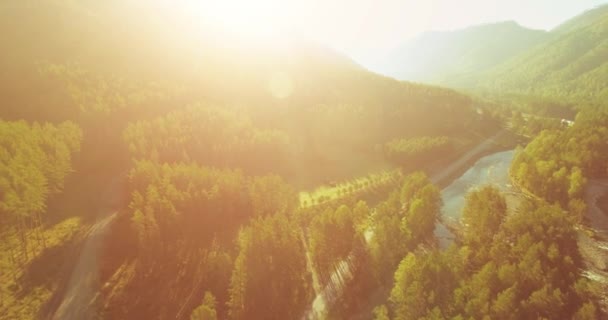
[298,0,608,62]
[180,0,607,62]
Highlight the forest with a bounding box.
[511,108,608,216]
[381,136,453,167]
[1,1,608,320]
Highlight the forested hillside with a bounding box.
[378,189,600,320]
[378,4,608,112]
[2,1,606,319]
[482,5,608,108]
[0,1,497,319]
[511,108,608,217]
[0,120,82,318]
[0,0,498,187]
[376,21,548,85]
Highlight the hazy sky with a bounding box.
[181,0,607,62]
[296,0,608,61]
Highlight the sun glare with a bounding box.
[184,0,294,40]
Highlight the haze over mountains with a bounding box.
[0,2,498,319]
[483,4,608,106]
[2,1,608,320]
[1,1,500,200]
[375,4,608,106]
[375,21,548,84]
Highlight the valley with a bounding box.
[1,1,608,320]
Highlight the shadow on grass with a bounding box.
[14,231,85,319]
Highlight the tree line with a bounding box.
[377,186,599,319]
[510,107,608,220]
[381,136,452,167]
[103,160,300,319]
[0,119,81,267]
[123,104,291,176]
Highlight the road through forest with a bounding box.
[51,131,509,320]
[51,213,116,320]
[51,175,124,320]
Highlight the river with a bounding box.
[437,149,608,311]
[311,147,608,319]
[305,149,520,319]
[436,149,520,247]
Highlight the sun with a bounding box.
[183,0,295,40]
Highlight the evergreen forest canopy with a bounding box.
[0,1,607,320]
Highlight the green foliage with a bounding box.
[368,172,441,283]
[228,214,312,320]
[385,196,599,320]
[0,120,82,219]
[510,108,608,208]
[1,2,592,320]
[0,217,82,320]
[123,105,291,174]
[248,175,298,217]
[373,305,390,320]
[368,195,407,281]
[0,119,83,318]
[380,21,548,86]
[103,161,297,319]
[509,111,563,137]
[191,292,217,320]
[402,184,441,245]
[481,5,608,107]
[383,136,452,166]
[126,161,297,253]
[461,186,507,247]
[389,251,457,320]
[299,170,399,208]
[309,204,366,281]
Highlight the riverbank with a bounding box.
[349,138,522,319]
[300,129,523,212]
[580,180,608,312]
[507,165,608,313]
[428,129,523,189]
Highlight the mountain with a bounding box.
[375,21,548,85]
[481,4,608,107]
[0,2,501,319]
[552,3,608,34]
[0,1,496,198]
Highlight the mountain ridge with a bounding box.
[376,20,548,85]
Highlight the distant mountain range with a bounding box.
[482,4,608,106]
[377,4,608,107]
[375,21,548,85]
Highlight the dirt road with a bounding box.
[51,212,116,320]
[51,174,124,320]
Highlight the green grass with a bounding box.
[0,217,83,320]
[298,170,399,207]
[296,134,487,208]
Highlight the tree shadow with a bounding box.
[14,234,84,319]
